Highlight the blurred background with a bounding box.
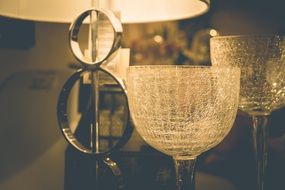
[0,0,285,190]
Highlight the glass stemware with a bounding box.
[126,65,240,190]
[211,35,285,190]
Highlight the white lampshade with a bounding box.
[0,0,210,23]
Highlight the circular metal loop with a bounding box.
[69,8,123,69]
[57,69,133,156]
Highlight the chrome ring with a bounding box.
[57,69,133,156]
[69,8,123,70]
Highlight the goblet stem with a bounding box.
[252,115,269,190]
[174,157,197,190]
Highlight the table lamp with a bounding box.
[0,0,209,23]
[0,0,210,185]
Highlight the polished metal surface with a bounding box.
[69,8,122,70]
[58,8,132,157]
[57,69,133,156]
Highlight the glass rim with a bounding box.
[128,65,239,71]
[129,65,210,68]
[211,34,284,40]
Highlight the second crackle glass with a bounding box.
[211,35,285,190]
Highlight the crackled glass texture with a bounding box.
[211,36,285,115]
[127,66,240,159]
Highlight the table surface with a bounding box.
[0,137,238,190]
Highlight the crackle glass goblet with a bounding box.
[211,35,285,190]
[126,65,240,190]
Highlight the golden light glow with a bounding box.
[209,29,218,37]
[154,35,164,44]
[0,0,210,23]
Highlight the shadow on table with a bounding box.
[64,145,238,190]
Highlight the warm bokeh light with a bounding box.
[209,29,218,37]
